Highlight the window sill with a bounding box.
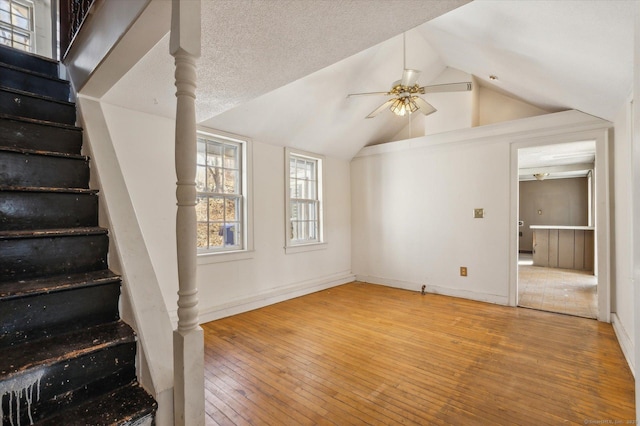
[197,249,255,265]
[284,242,327,254]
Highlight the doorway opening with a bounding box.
[516,140,597,319]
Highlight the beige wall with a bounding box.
[519,178,589,251]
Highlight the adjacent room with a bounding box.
[517,141,598,319]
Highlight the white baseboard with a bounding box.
[355,274,509,306]
[169,272,355,326]
[611,313,635,377]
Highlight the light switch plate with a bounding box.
[474,208,484,218]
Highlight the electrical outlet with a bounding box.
[460,267,468,277]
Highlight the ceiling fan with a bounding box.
[347,34,473,119]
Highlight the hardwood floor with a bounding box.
[202,282,634,425]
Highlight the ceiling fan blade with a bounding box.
[401,69,421,87]
[422,82,472,93]
[413,97,437,116]
[366,99,396,119]
[347,91,391,98]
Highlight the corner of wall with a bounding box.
[612,313,635,377]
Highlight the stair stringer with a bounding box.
[76,96,175,424]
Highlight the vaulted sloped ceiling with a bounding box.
[102,0,635,160]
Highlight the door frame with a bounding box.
[509,128,611,322]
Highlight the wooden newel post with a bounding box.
[170,0,203,425]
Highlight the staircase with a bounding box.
[0,46,157,425]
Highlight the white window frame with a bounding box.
[0,0,35,52]
[285,148,326,254]
[196,128,254,264]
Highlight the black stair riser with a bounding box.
[0,45,58,78]
[0,282,121,348]
[1,343,136,426]
[0,117,82,155]
[0,234,108,282]
[0,151,89,189]
[0,65,69,102]
[0,89,76,125]
[0,192,98,230]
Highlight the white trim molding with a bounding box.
[356,275,509,306]
[173,272,355,326]
[612,313,635,377]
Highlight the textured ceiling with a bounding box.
[102,0,635,160]
[102,0,468,122]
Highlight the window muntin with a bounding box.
[0,0,34,52]
[287,150,323,246]
[196,136,245,252]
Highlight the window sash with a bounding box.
[287,151,322,246]
[196,136,245,252]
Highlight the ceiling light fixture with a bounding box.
[533,173,549,181]
[346,33,472,119]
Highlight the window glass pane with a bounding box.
[289,180,297,199]
[195,196,208,222]
[197,223,208,249]
[307,202,317,221]
[207,167,222,192]
[296,162,308,180]
[309,222,317,240]
[223,169,239,194]
[222,223,237,246]
[209,223,223,247]
[209,197,224,221]
[207,143,222,166]
[226,197,239,221]
[12,5,30,30]
[0,10,10,24]
[290,202,299,221]
[0,28,11,46]
[197,140,206,165]
[289,158,297,177]
[195,166,206,192]
[307,180,316,199]
[224,145,238,169]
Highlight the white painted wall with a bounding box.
[100,103,353,324]
[352,111,612,308]
[611,100,635,374]
[100,103,179,309]
[352,134,510,303]
[33,0,52,58]
[478,86,549,126]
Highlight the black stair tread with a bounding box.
[0,320,135,377]
[0,45,58,78]
[0,185,98,194]
[0,269,119,299]
[0,226,108,239]
[0,145,88,160]
[39,381,157,426]
[0,61,68,84]
[0,112,82,131]
[0,85,75,107]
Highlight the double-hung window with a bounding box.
[285,148,324,250]
[196,133,247,253]
[0,0,34,52]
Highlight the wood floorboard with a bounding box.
[202,282,635,425]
